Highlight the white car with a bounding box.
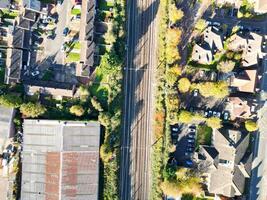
[31,71,40,76]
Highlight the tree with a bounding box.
[217,60,235,73]
[178,110,194,124]
[78,85,89,101]
[245,120,258,132]
[69,105,85,116]
[193,81,229,98]
[166,65,182,87]
[206,117,222,129]
[166,28,182,64]
[0,94,22,108]
[91,97,103,112]
[178,77,191,93]
[20,103,46,118]
[169,5,184,23]
[194,19,206,32]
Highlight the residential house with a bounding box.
[22,0,41,12]
[254,0,267,13]
[229,69,257,93]
[198,128,252,198]
[229,32,263,67]
[225,97,256,120]
[192,26,224,64]
[21,120,101,200]
[5,48,23,84]
[24,80,77,100]
[76,0,96,78]
[0,106,15,153]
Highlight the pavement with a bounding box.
[119,0,159,199]
[249,101,267,200]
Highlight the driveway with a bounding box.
[44,0,71,65]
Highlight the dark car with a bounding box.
[63,27,69,36]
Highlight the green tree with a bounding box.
[245,120,258,132]
[194,19,206,32]
[78,85,89,101]
[166,28,182,64]
[178,77,191,93]
[20,103,46,118]
[91,97,103,111]
[169,5,184,23]
[193,81,229,98]
[206,117,222,129]
[0,94,22,108]
[69,105,85,116]
[217,60,235,73]
[166,65,182,87]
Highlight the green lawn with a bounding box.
[98,0,114,10]
[196,125,212,149]
[71,8,81,15]
[66,52,80,63]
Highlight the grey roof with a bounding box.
[16,16,31,30]
[199,128,250,197]
[5,48,23,84]
[23,0,41,11]
[0,0,10,9]
[11,27,25,49]
[21,120,100,200]
[261,56,267,92]
[0,106,15,151]
[23,9,36,21]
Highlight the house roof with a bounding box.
[24,80,77,98]
[16,16,31,30]
[199,128,250,197]
[192,43,213,64]
[230,69,257,93]
[22,0,41,12]
[255,0,267,13]
[0,0,10,9]
[0,106,15,151]
[203,26,224,50]
[5,48,23,84]
[261,56,267,92]
[9,27,25,49]
[226,97,252,120]
[21,120,100,200]
[23,9,36,21]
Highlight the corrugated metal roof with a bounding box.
[21,120,100,200]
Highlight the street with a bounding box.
[119,0,159,199]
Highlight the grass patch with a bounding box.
[66,52,80,63]
[98,0,114,10]
[71,8,81,15]
[196,125,212,150]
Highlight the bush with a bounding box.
[20,103,46,118]
[166,65,182,87]
[178,77,191,93]
[206,117,222,129]
[194,19,206,32]
[69,105,85,116]
[0,94,22,108]
[217,60,235,73]
[91,97,103,111]
[166,28,182,64]
[169,5,184,23]
[178,110,204,124]
[245,120,258,132]
[78,85,89,101]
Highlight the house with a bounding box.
[0,106,15,153]
[225,97,256,120]
[76,0,95,77]
[22,0,41,12]
[230,69,257,93]
[229,32,263,67]
[5,48,23,84]
[198,128,252,198]
[0,0,10,9]
[192,26,224,64]
[24,80,77,100]
[254,0,267,13]
[21,120,101,200]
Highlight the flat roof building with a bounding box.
[21,120,101,200]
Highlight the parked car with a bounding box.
[193,89,199,97]
[188,134,195,139]
[57,0,63,5]
[187,139,195,143]
[186,147,194,152]
[63,27,69,36]
[188,128,196,132]
[185,159,193,166]
[213,22,221,26]
[187,143,194,148]
[31,71,40,76]
[171,126,179,132]
[223,111,230,120]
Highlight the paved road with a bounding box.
[119,0,159,198]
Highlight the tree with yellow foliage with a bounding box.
[169,4,184,23]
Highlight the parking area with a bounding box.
[22,0,81,84]
[170,124,197,167]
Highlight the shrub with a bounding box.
[178,77,191,93]
[91,97,104,112]
[192,81,229,98]
[217,60,235,73]
[169,5,184,23]
[206,117,222,129]
[0,94,22,108]
[194,19,206,32]
[20,103,46,118]
[69,105,85,116]
[245,120,258,132]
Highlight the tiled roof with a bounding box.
[5,48,23,84]
[230,69,257,93]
